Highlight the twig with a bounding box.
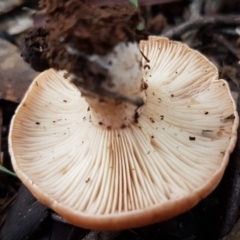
[143,5,152,28]
[0,193,17,211]
[214,27,240,36]
[189,0,204,19]
[204,0,223,15]
[211,33,240,60]
[162,15,240,39]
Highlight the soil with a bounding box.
[21,27,50,72]
[40,0,147,55]
[23,0,148,96]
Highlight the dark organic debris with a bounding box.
[21,27,50,72]
[221,114,235,122]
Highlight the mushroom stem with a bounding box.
[85,94,145,129]
[75,41,147,129]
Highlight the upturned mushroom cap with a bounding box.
[9,37,238,230]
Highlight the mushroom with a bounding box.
[9,35,238,230]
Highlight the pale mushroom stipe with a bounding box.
[9,1,239,231]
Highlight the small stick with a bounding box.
[189,0,204,19]
[204,0,223,15]
[162,15,240,39]
[211,33,240,60]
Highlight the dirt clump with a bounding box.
[22,0,148,95]
[21,27,50,72]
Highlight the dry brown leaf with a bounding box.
[0,0,25,16]
[0,39,37,102]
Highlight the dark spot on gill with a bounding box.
[63,72,69,79]
[150,118,155,123]
[141,82,148,90]
[202,130,213,133]
[134,112,139,123]
[223,114,235,120]
[144,64,150,70]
